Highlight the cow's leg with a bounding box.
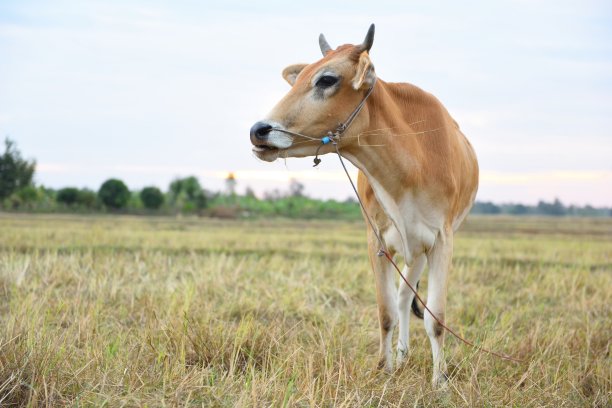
[425,229,454,388]
[396,253,427,366]
[367,231,398,372]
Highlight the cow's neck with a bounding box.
[343,146,411,235]
[341,82,420,205]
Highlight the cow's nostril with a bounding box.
[250,122,273,140]
[256,124,272,138]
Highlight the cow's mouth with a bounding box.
[252,144,279,153]
[251,143,285,162]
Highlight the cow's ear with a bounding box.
[282,63,308,86]
[352,51,376,90]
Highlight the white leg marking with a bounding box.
[396,254,427,366]
[368,231,398,372]
[425,229,453,388]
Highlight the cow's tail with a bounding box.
[410,281,424,319]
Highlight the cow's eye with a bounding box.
[316,75,338,88]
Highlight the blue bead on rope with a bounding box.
[321,136,331,144]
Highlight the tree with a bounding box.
[7,185,41,209]
[98,179,130,209]
[289,178,305,197]
[508,203,529,215]
[0,138,36,201]
[57,187,97,208]
[57,187,81,206]
[471,201,501,214]
[140,186,164,210]
[168,176,207,211]
[78,189,98,208]
[169,176,198,202]
[537,198,565,216]
[244,186,256,198]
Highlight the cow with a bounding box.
[249,24,479,387]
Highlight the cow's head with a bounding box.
[250,24,377,162]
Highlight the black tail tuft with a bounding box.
[411,281,424,319]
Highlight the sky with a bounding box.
[1,0,611,205]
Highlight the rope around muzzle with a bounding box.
[271,80,523,363]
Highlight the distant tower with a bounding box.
[225,172,237,196]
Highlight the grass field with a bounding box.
[0,213,610,406]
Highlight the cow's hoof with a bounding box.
[396,349,409,367]
[377,357,393,373]
[432,372,449,390]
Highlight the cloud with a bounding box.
[2,0,611,205]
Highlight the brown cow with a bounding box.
[249,24,479,387]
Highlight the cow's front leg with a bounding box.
[367,232,398,372]
[424,228,453,388]
[396,253,427,366]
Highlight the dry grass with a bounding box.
[0,213,610,407]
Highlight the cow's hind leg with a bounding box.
[367,231,398,372]
[396,253,427,366]
[425,229,454,388]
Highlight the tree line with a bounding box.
[471,199,610,217]
[0,138,360,219]
[1,138,610,218]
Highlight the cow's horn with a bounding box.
[360,24,375,53]
[319,33,332,56]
